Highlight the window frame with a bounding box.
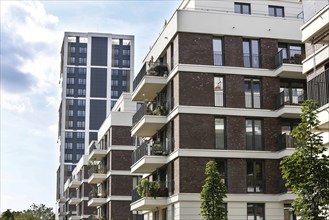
[247,160,264,193]
[234,2,251,14]
[244,78,262,109]
[247,203,265,219]
[215,117,226,149]
[243,39,260,68]
[245,119,263,150]
[269,5,284,17]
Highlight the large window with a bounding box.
[235,2,251,14]
[244,79,261,108]
[66,88,74,96]
[243,39,260,68]
[215,159,227,184]
[279,81,305,106]
[79,47,87,53]
[64,153,73,161]
[247,161,264,193]
[215,118,225,149]
[246,119,262,150]
[78,58,87,65]
[247,203,265,219]
[278,43,304,65]
[67,78,75,85]
[78,89,86,97]
[213,39,223,66]
[214,77,224,107]
[65,143,73,149]
[269,5,284,17]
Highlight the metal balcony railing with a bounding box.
[88,165,107,177]
[276,90,305,109]
[88,140,106,154]
[131,180,170,203]
[132,140,171,164]
[274,49,305,68]
[278,133,296,150]
[132,102,168,126]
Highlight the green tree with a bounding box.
[0,209,14,220]
[281,100,329,219]
[200,161,227,220]
[1,204,55,220]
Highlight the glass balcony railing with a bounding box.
[278,133,296,150]
[274,50,305,68]
[276,90,305,109]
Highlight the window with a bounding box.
[76,154,82,161]
[278,44,304,65]
[77,99,85,106]
[114,48,119,55]
[243,39,260,68]
[65,154,73,161]
[111,90,119,98]
[111,100,117,109]
[78,89,86,96]
[70,46,76,53]
[78,68,86,74]
[269,5,284,17]
[69,57,75,64]
[78,78,86,85]
[67,99,74,106]
[123,49,130,56]
[65,143,73,149]
[66,121,73,128]
[122,70,128,76]
[65,132,73,138]
[77,132,84,139]
[77,143,84,149]
[67,67,75,74]
[123,59,130,67]
[77,110,85,117]
[79,47,87,53]
[112,69,119,76]
[66,88,74,96]
[214,76,224,107]
[77,121,85,128]
[68,110,74,116]
[67,78,74,85]
[79,58,87,65]
[247,161,264,193]
[235,2,250,14]
[246,119,263,150]
[213,39,223,66]
[122,80,127,87]
[111,80,119,86]
[67,165,74,172]
[247,203,265,219]
[113,59,119,66]
[244,79,261,108]
[215,118,225,149]
[215,159,227,184]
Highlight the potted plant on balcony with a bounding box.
[152,141,163,155]
[137,178,150,197]
[149,181,160,199]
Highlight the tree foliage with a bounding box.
[281,100,329,219]
[200,161,227,220]
[1,204,55,220]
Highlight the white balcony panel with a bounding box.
[87,198,107,207]
[131,115,167,137]
[276,105,302,118]
[273,64,304,79]
[68,198,80,205]
[131,156,167,174]
[89,149,107,161]
[303,45,329,74]
[132,76,167,102]
[131,197,167,211]
[88,173,107,184]
[318,105,329,131]
[68,216,80,220]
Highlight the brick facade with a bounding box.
[223,36,244,67]
[225,75,245,108]
[110,175,133,196]
[111,126,132,145]
[226,116,246,150]
[227,158,247,193]
[111,150,132,170]
[260,38,278,69]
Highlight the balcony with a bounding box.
[87,190,107,207]
[131,141,168,173]
[274,50,305,79]
[69,176,81,189]
[278,133,296,150]
[67,211,80,220]
[88,165,107,184]
[132,62,168,102]
[131,181,169,211]
[68,192,80,205]
[276,90,305,118]
[89,141,107,161]
[131,103,167,137]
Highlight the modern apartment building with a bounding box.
[56,32,134,219]
[62,93,140,220]
[130,0,305,219]
[301,1,329,156]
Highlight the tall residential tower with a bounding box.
[56,32,134,219]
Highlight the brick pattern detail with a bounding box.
[179,114,214,149]
[83,183,93,197]
[225,75,245,108]
[83,200,96,215]
[109,201,132,220]
[264,118,281,151]
[227,159,246,193]
[178,32,213,65]
[262,76,280,110]
[110,175,133,196]
[111,150,132,170]
[226,116,245,150]
[179,72,213,106]
[260,38,278,69]
[111,126,132,145]
[223,36,243,67]
[264,159,281,194]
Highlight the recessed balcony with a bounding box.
[87,165,107,184]
[131,103,167,137]
[87,190,107,207]
[132,62,169,102]
[278,133,296,150]
[68,192,80,205]
[273,50,305,79]
[88,141,107,161]
[276,90,305,118]
[69,176,81,189]
[131,141,168,173]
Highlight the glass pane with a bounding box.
[215,118,225,149]
[234,4,241,13]
[246,120,253,149]
[251,40,259,67]
[277,7,284,17]
[253,80,261,108]
[214,77,224,106]
[254,120,262,150]
[245,80,252,108]
[213,39,223,65]
[255,204,264,219]
[243,41,251,67]
[247,162,254,192]
[269,7,275,16]
[242,4,250,14]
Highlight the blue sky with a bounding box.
[0,0,180,212]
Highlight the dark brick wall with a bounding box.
[178,157,211,193]
[83,200,96,215]
[109,201,132,220]
[262,77,280,110]
[111,150,132,170]
[265,159,281,194]
[226,116,245,150]
[178,32,213,65]
[264,118,281,151]
[111,126,132,145]
[260,38,278,69]
[179,114,214,149]
[179,72,213,106]
[83,182,93,197]
[223,36,243,67]
[110,175,132,196]
[227,159,246,193]
[225,75,245,108]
